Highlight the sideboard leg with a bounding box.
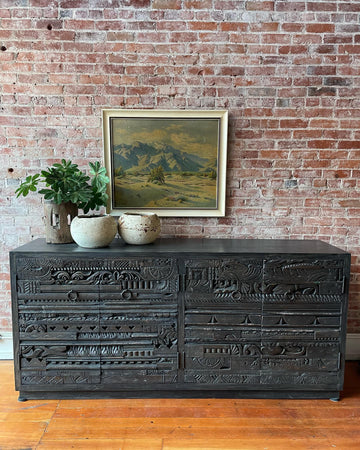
[330,396,340,402]
[18,395,27,402]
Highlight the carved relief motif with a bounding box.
[184,257,346,303]
[263,258,345,300]
[260,373,339,386]
[22,373,98,385]
[17,257,178,286]
[185,258,263,300]
[190,342,310,359]
[264,259,344,283]
[184,372,259,384]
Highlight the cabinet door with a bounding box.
[14,256,101,389]
[261,256,347,389]
[98,257,179,387]
[183,257,263,386]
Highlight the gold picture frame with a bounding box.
[102,109,228,217]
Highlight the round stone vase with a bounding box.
[118,212,161,245]
[70,215,118,248]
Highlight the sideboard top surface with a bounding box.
[10,238,349,256]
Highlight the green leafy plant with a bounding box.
[15,159,109,214]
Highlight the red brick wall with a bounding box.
[1,0,359,333]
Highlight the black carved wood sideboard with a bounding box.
[9,238,350,401]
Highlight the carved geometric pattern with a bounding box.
[184,258,263,299]
[263,258,346,299]
[184,372,260,384]
[17,257,178,285]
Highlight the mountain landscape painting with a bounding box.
[110,116,221,211]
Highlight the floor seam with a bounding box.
[34,400,60,449]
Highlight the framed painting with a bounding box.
[102,109,228,217]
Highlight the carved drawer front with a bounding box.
[263,257,346,307]
[16,256,102,306]
[184,310,261,386]
[18,307,99,341]
[185,311,262,340]
[19,342,101,387]
[260,340,340,374]
[261,310,341,341]
[184,258,263,308]
[260,306,342,388]
[184,343,261,386]
[100,307,178,385]
[98,257,179,305]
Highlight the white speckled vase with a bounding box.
[118,212,161,245]
[70,215,118,248]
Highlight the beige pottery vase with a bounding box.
[70,215,117,248]
[118,212,160,245]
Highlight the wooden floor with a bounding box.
[0,361,359,450]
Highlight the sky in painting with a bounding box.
[111,117,219,158]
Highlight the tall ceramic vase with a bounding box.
[43,201,78,244]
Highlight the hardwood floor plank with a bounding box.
[56,397,355,410]
[122,438,163,449]
[41,417,360,441]
[1,402,58,422]
[51,403,360,419]
[0,421,46,449]
[36,438,163,450]
[163,438,360,450]
[36,439,126,449]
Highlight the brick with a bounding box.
[306,23,335,33]
[65,20,96,30]
[307,66,336,76]
[281,23,303,32]
[59,0,89,7]
[120,0,151,6]
[307,2,337,11]
[314,45,336,54]
[280,119,308,129]
[308,87,336,96]
[337,24,360,33]
[310,119,339,128]
[338,141,360,149]
[308,140,336,149]
[184,0,212,8]
[152,0,181,9]
[219,66,245,76]
[339,200,360,208]
[75,31,106,42]
[220,22,248,32]
[339,3,360,12]
[340,45,360,54]
[107,31,135,41]
[279,45,307,54]
[324,77,352,86]
[325,35,352,44]
[276,2,305,12]
[262,34,291,44]
[246,1,274,11]
[189,21,217,31]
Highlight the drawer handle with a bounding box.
[67,290,78,301]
